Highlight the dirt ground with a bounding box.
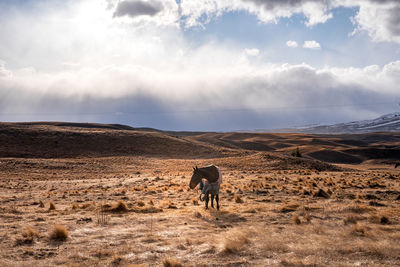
[1,154,400,266]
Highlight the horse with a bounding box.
[189,165,222,210]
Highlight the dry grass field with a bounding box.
[1,123,400,266]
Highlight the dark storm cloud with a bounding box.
[113,0,163,18]
[387,6,400,36]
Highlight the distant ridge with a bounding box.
[274,112,400,134]
[7,121,136,131]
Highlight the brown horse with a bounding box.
[189,165,221,210]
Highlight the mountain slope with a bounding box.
[292,112,400,134]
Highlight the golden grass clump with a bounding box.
[49,224,69,241]
[162,257,182,267]
[292,214,301,225]
[234,194,244,204]
[16,226,40,245]
[223,229,250,254]
[192,197,199,206]
[49,201,56,211]
[109,200,129,212]
[71,203,79,210]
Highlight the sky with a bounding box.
[0,0,400,131]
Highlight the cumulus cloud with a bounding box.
[0,0,399,130]
[113,0,163,18]
[286,40,298,48]
[1,58,399,130]
[303,40,321,49]
[178,0,400,43]
[349,0,400,43]
[111,0,179,26]
[244,48,260,56]
[179,0,333,28]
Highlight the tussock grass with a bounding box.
[234,194,244,203]
[49,224,68,241]
[293,214,301,225]
[109,200,129,212]
[48,201,56,211]
[16,226,40,245]
[223,229,250,254]
[162,257,182,267]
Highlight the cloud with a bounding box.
[244,48,260,56]
[113,0,163,18]
[179,0,333,28]
[303,40,321,49]
[178,0,400,43]
[1,58,399,130]
[111,0,179,26]
[286,40,298,48]
[0,0,399,130]
[349,0,400,43]
[0,61,11,77]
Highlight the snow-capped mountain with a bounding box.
[295,112,400,134]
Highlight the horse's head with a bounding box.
[189,166,202,189]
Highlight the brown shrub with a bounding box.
[71,203,79,210]
[380,215,390,224]
[39,200,44,208]
[137,200,145,207]
[49,224,69,241]
[162,257,182,267]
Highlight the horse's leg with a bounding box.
[211,194,215,208]
[205,193,209,209]
[216,194,219,210]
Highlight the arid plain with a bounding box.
[1,122,400,266]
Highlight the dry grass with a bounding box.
[223,229,250,254]
[162,257,183,267]
[292,214,301,225]
[109,200,129,212]
[234,194,244,203]
[16,226,40,245]
[48,201,56,211]
[49,224,69,241]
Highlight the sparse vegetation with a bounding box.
[223,229,250,254]
[234,194,244,203]
[291,147,302,157]
[49,201,56,210]
[163,257,182,267]
[1,124,400,266]
[49,224,69,241]
[109,200,129,212]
